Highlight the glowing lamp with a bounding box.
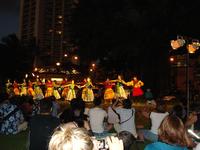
[56,62,61,66]
[170,39,185,50]
[169,57,174,62]
[187,44,198,54]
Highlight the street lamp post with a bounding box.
[186,52,190,116]
[170,36,200,116]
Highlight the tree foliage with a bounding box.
[0,34,35,80]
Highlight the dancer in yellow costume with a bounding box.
[52,80,61,100]
[103,78,115,102]
[33,78,44,100]
[81,77,95,102]
[112,75,127,100]
[20,79,27,96]
[63,80,78,101]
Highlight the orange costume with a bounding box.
[104,79,115,101]
[13,80,20,95]
[45,80,53,97]
[27,80,35,97]
[61,78,69,98]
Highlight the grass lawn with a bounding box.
[0,129,151,150]
[0,130,28,150]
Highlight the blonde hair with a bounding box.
[48,127,93,150]
[158,115,193,147]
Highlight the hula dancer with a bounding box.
[81,77,95,102]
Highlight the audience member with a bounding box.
[113,98,137,138]
[117,131,136,150]
[171,103,198,130]
[49,127,93,150]
[59,98,89,129]
[107,99,120,132]
[144,114,195,150]
[170,103,186,123]
[0,95,27,135]
[49,122,124,150]
[28,97,60,150]
[88,97,107,138]
[49,96,60,117]
[138,100,168,142]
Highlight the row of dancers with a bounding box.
[5,75,144,102]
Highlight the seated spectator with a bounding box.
[49,96,60,117]
[171,103,198,130]
[194,143,200,150]
[107,99,120,132]
[88,97,107,138]
[0,95,27,135]
[59,98,89,129]
[144,115,195,150]
[49,127,94,150]
[170,103,186,123]
[28,97,60,150]
[49,124,124,150]
[117,131,136,150]
[19,95,35,121]
[138,100,168,142]
[113,98,137,138]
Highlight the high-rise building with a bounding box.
[19,0,74,67]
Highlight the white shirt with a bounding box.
[194,143,200,150]
[116,108,137,137]
[107,106,119,124]
[89,107,107,133]
[150,112,169,134]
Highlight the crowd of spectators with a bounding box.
[0,91,200,150]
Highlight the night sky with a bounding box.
[1,1,200,40]
[1,0,200,93]
[0,1,19,39]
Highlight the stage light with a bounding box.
[187,44,198,54]
[170,38,185,50]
